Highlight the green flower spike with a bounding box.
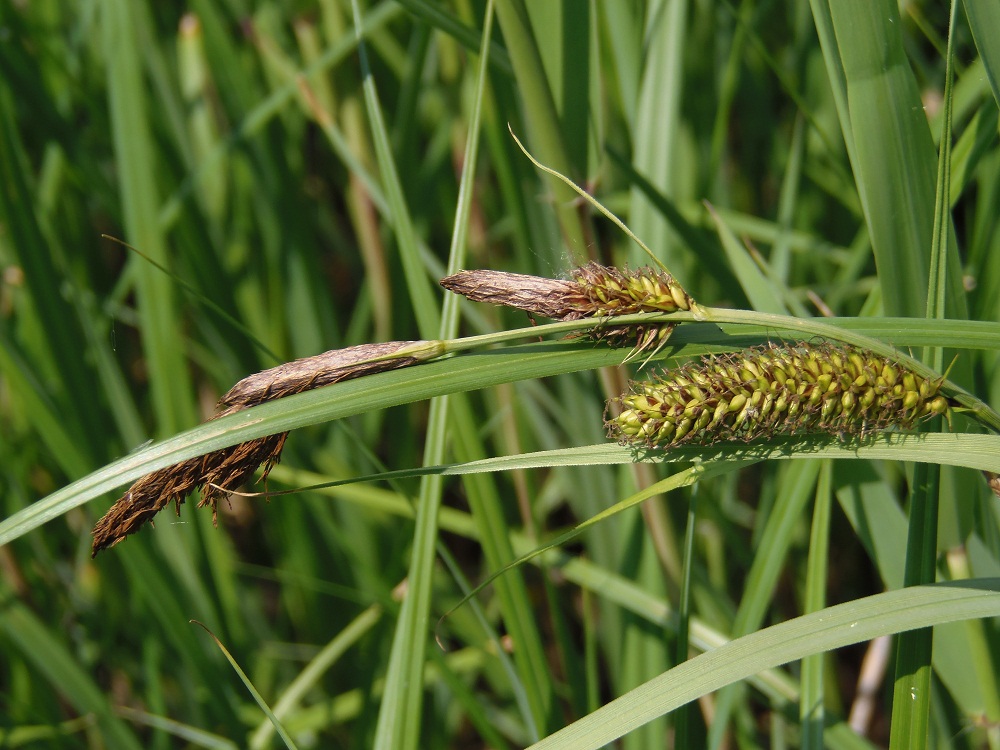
[608,342,953,449]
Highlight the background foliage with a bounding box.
[1,1,999,748]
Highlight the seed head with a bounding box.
[92,341,434,556]
[607,342,952,448]
[569,262,694,317]
[440,262,694,321]
[441,263,694,352]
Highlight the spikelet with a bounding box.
[92,341,440,556]
[440,263,694,353]
[607,342,952,448]
[569,262,694,317]
[441,262,694,320]
[570,263,693,355]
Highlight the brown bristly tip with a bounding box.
[91,341,433,556]
[90,433,288,557]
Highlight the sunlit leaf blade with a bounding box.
[528,581,1000,750]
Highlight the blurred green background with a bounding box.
[1,1,999,748]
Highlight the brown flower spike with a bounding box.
[440,262,695,350]
[608,342,952,448]
[91,341,438,556]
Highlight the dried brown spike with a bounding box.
[439,270,584,320]
[92,341,434,556]
[90,433,288,557]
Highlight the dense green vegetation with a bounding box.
[1,1,999,748]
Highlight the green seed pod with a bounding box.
[728,392,748,413]
[607,342,954,448]
[925,396,950,416]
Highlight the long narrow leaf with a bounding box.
[528,580,1000,750]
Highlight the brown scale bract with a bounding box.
[91,341,429,556]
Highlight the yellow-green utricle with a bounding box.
[608,343,951,448]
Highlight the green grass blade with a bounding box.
[350,0,439,340]
[527,580,1000,750]
[801,462,833,749]
[192,621,298,750]
[706,202,793,315]
[889,460,940,750]
[0,81,103,462]
[0,598,144,750]
[158,1,403,229]
[673,484,699,749]
[297,434,1000,489]
[891,6,960,746]
[103,0,195,434]
[0,330,92,480]
[628,0,689,270]
[443,58,562,718]
[448,394,554,738]
[112,707,241,750]
[964,0,1000,110]
[249,604,384,750]
[392,0,512,74]
[826,0,966,320]
[525,2,590,173]
[707,459,822,748]
[369,3,497,746]
[493,0,587,256]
